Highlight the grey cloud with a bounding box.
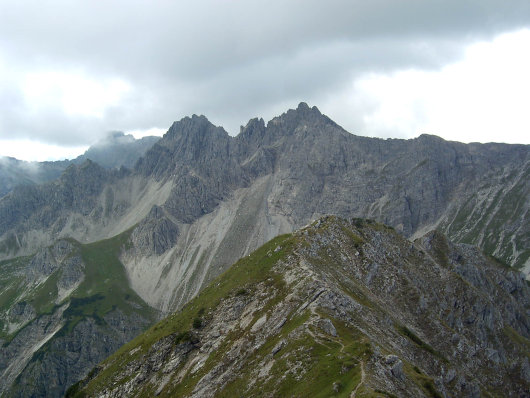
[0,0,529,145]
[122,37,469,133]
[3,0,527,75]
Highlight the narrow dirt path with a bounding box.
[306,303,345,351]
[350,360,365,397]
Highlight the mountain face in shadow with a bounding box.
[0,132,159,198]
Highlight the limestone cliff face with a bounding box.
[70,217,530,397]
[129,205,179,256]
[0,160,115,237]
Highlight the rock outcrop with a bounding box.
[129,205,179,256]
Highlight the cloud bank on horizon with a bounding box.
[1,0,529,160]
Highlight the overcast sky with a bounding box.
[1,0,529,161]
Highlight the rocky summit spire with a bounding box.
[135,114,233,179]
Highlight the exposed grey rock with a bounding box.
[390,359,404,380]
[444,368,456,383]
[0,160,113,238]
[271,339,286,355]
[2,104,527,272]
[7,302,36,326]
[0,305,68,396]
[0,236,155,398]
[332,381,341,393]
[26,247,59,283]
[384,354,399,365]
[1,104,527,323]
[129,205,179,256]
[318,318,337,337]
[250,314,267,333]
[57,255,84,293]
[50,239,75,262]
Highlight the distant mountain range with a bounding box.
[0,132,159,198]
[0,103,528,396]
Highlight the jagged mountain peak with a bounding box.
[235,103,342,155]
[269,101,323,125]
[236,117,267,154]
[165,114,228,142]
[149,114,231,164]
[135,114,236,182]
[263,102,344,144]
[149,102,336,165]
[3,102,528,267]
[238,117,266,136]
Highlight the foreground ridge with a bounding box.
[69,217,529,397]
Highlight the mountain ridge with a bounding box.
[0,132,160,199]
[68,216,530,397]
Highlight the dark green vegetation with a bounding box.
[72,232,153,322]
[396,326,447,362]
